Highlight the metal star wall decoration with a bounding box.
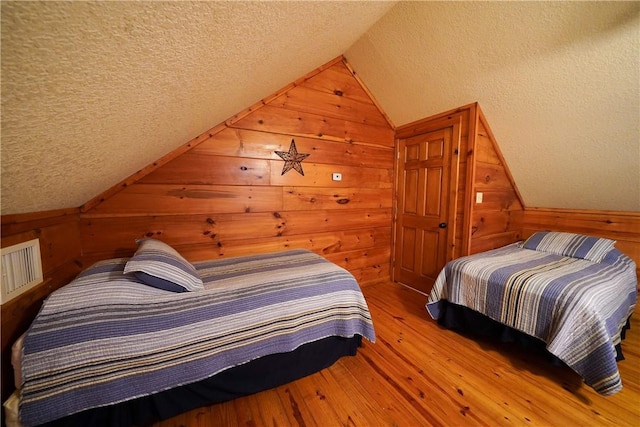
[275,139,310,176]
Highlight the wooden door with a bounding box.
[394,126,457,294]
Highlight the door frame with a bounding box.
[392,116,462,286]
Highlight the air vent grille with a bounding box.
[1,238,43,304]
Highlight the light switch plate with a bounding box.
[332,173,342,181]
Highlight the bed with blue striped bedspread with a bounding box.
[426,243,637,395]
[19,249,376,426]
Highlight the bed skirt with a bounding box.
[30,335,362,427]
[436,301,628,366]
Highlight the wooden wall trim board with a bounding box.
[462,103,479,256]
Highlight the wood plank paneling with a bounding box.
[469,189,520,212]
[475,163,520,192]
[230,104,394,147]
[517,208,640,238]
[140,155,271,186]
[89,184,284,215]
[270,161,393,188]
[471,210,512,240]
[192,128,394,169]
[283,187,392,210]
[81,58,394,287]
[301,62,379,105]
[468,111,524,255]
[81,213,391,263]
[272,85,390,127]
[469,231,522,254]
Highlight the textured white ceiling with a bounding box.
[346,1,640,211]
[1,1,639,215]
[1,1,396,214]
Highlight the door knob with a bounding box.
[439,222,447,229]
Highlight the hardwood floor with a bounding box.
[155,280,640,427]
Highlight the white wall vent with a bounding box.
[1,238,43,304]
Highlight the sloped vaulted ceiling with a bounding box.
[346,1,640,212]
[0,1,396,215]
[1,1,639,215]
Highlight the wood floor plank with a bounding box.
[155,280,640,427]
[326,358,424,426]
[333,354,430,426]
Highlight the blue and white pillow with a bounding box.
[522,231,616,263]
[124,239,204,292]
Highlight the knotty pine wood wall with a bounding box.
[1,209,84,402]
[469,107,524,254]
[80,57,395,284]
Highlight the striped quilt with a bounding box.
[426,243,637,395]
[19,249,375,426]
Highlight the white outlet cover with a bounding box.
[332,173,342,181]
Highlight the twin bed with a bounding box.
[427,231,637,396]
[10,240,376,426]
[7,231,637,426]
